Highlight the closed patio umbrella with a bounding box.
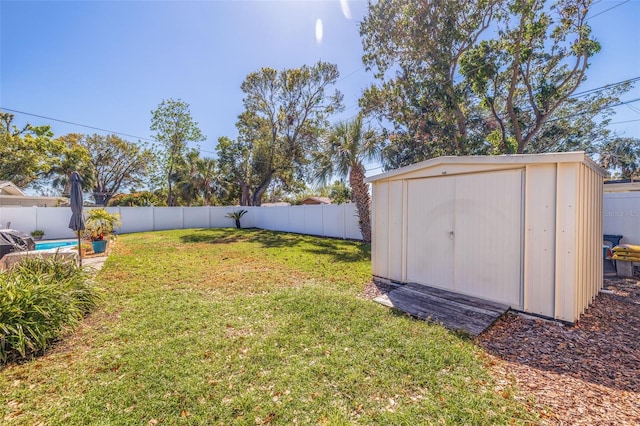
[68,171,85,265]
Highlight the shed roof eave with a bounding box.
[366,152,606,183]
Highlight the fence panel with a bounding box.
[288,206,305,234]
[604,192,640,245]
[118,207,153,234]
[0,204,364,241]
[322,205,346,239]
[183,207,210,229]
[304,205,324,236]
[344,204,363,240]
[260,206,290,232]
[0,207,38,237]
[210,207,235,228]
[153,207,184,231]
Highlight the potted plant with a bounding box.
[83,208,121,254]
[30,230,45,241]
[226,209,248,229]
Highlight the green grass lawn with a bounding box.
[0,229,537,425]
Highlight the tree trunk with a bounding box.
[240,182,250,206]
[250,171,274,207]
[93,192,108,206]
[235,219,241,229]
[349,164,372,243]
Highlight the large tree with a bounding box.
[360,0,627,168]
[314,116,380,242]
[222,61,343,206]
[0,111,57,188]
[150,99,205,206]
[360,0,500,167]
[45,133,95,195]
[460,0,603,154]
[57,133,154,205]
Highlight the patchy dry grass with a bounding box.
[0,228,537,425]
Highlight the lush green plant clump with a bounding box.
[0,257,99,363]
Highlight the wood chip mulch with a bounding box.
[363,275,640,425]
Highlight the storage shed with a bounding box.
[367,152,605,323]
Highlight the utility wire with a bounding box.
[571,76,640,99]
[548,97,640,122]
[0,107,156,144]
[587,0,631,20]
[609,118,640,125]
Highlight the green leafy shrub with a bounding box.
[0,257,100,363]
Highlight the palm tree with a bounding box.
[173,150,201,205]
[314,116,380,243]
[193,157,220,206]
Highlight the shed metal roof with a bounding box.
[366,151,606,183]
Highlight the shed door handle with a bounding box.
[449,231,454,240]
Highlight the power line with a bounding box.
[608,118,640,125]
[0,107,156,143]
[626,103,640,115]
[337,66,366,84]
[587,0,631,20]
[571,76,640,99]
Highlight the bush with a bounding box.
[0,257,100,363]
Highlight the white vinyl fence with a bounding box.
[603,192,640,245]
[0,204,363,241]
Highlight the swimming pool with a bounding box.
[35,240,78,250]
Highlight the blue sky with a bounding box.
[1,0,639,176]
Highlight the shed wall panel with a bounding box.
[577,164,603,317]
[372,183,389,278]
[555,163,578,322]
[523,164,557,317]
[388,180,404,281]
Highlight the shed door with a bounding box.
[406,169,523,307]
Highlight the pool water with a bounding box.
[35,240,78,250]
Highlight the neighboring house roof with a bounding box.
[301,197,332,205]
[0,181,27,196]
[0,181,68,207]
